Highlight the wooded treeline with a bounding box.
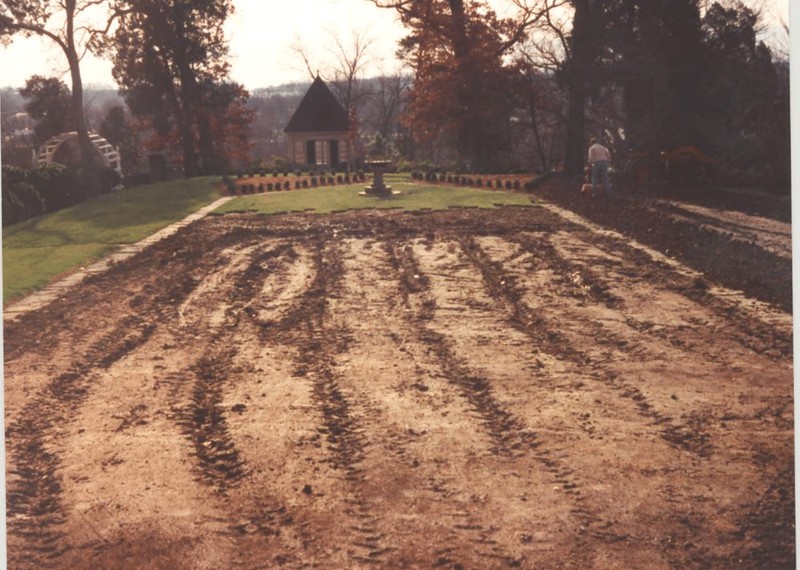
[1,0,790,193]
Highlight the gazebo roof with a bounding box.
[284,76,349,134]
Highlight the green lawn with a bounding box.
[215,177,535,215]
[3,174,536,305]
[3,177,220,303]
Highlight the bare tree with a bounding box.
[289,27,378,169]
[327,29,375,119]
[367,71,411,139]
[289,28,376,114]
[288,34,318,80]
[0,0,119,192]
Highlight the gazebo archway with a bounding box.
[36,131,122,175]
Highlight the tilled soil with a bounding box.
[4,180,793,570]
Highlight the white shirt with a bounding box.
[588,143,611,164]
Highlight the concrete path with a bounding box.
[3,196,233,325]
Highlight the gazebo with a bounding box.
[284,75,350,169]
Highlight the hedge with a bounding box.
[2,163,120,227]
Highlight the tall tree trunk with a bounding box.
[196,102,215,175]
[564,0,591,175]
[448,0,475,167]
[178,95,199,177]
[528,100,549,172]
[66,0,101,194]
[173,3,199,178]
[564,81,586,174]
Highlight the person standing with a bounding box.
[587,137,613,198]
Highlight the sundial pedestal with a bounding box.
[360,160,401,197]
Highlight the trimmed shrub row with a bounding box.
[236,168,348,179]
[410,171,518,190]
[409,170,555,192]
[222,171,367,196]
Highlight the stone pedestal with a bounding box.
[360,159,401,197]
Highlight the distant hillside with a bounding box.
[1,87,26,114]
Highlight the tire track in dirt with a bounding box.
[317,237,582,568]
[249,235,395,566]
[466,232,792,569]
[3,227,252,568]
[174,245,303,492]
[386,240,534,455]
[180,347,248,489]
[456,233,701,566]
[2,261,188,424]
[577,227,793,360]
[532,229,792,453]
[413,234,732,568]
[545,229,792,411]
[715,457,795,569]
[224,233,569,567]
[469,232,716,458]
[384,237,597,568]
[52,239,309,569]
[164,241,319,565]
[2,221,245,362]
[6,230,290,567]
[6,315,161,567]
[538,199,792,340]
[530,230,794,569]
[534,187,791,312]
[5,245,214,567]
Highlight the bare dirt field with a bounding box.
[4,178,793,569]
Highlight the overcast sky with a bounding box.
[0,0,406,90]
[0,0,790,91]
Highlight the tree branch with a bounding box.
[2,20,69,53]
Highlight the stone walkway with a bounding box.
[3,196,233,325]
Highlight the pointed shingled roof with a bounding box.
[284,76,349,133]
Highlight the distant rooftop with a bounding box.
[284,76,349,133]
